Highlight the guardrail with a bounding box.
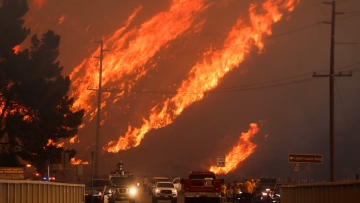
[281,180,360,203]
[0,180,85,203]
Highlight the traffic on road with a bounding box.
[85,162,281,203]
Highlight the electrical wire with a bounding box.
[129,77,324,95]
[266,22,321,39]
[337,13,360,21]
[129,63,358,94]
[161,22,323,57]
[335,80,350,125]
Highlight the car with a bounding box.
[85,184,102,203]
[151,181,177,203]
[108,173,138,203]
[88,179,113,193]
[147,176,170,195]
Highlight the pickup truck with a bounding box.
[151,181,178,203]
[182,171,223,203]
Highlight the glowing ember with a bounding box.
[13,45,20,54]
[70,157,90,165]
[46,139,55,146]
[59,14,65,24]
[209,123,259,174]
[69,135,78,144]
[104,0,299,153]
[57,142,64,148]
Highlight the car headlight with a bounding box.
[129,188,137,195]
[262,192,268,196]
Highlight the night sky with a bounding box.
[18,0,360,182]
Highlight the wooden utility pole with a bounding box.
[88,40,111,178]
[313,1,352,182]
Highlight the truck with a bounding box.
[106,162,138,203]
[182,171,223,203]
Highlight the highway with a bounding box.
[111,189,185,203]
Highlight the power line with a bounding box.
[266,22,321,39]
[337,12,360,20]
[335,81,350,125]
[128,76,325,95]
[176,2,323,41]
[125,62,357,95]
[161,22,323,58]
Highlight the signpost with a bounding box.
[217,155,225,167]
[288,154,323,164]
[294,163,299,172]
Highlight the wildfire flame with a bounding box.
[59,14,65,24]
[46,139,65,148]
[46,139,55,147]
[104,0,299,152]
[209,123,259,174]
[70,157,90,165]
[69,0,208,122]
[69,135,78,144]
[13,45,20,54]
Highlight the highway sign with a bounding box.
[217,155,225,167]
[288,154,323,164]
[0,167,25,180]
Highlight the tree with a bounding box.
[0,0,85,174]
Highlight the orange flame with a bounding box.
[57,142,64,148]
[59,14,65,24]
[105,0,299,153]
[13,45,20,54]
[69,0,208,122]
[209,123,259,174]
[70,157,90,165]
[69,135,78,144]
[46,139,55,146]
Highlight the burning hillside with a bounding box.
[20,0,300,174]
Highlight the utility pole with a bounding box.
[88,40,111,178]
[313,1,352,182]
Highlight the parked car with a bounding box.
[147,176,170,195]
[85,184,102,203]
[88,179,113,194]
[151,181,177,203]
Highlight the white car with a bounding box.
[152,181,177,203]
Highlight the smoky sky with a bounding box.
[18,0,360,182]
